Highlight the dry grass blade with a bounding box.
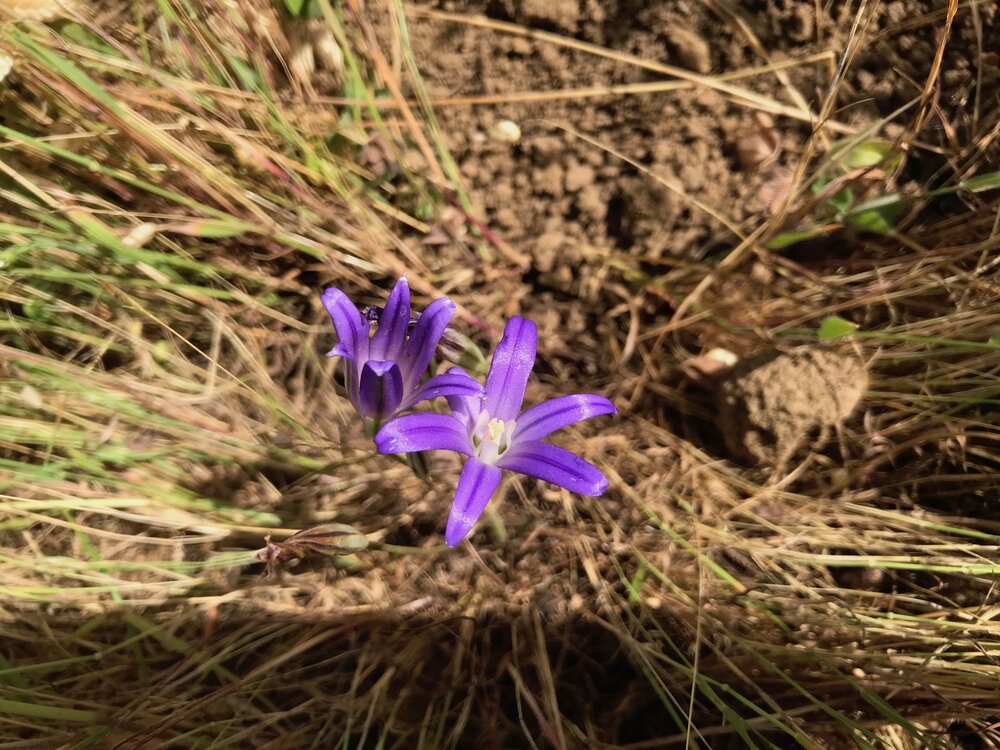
[1,0,999,748]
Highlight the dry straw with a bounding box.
[0,0,998,747]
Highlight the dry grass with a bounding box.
[1,1,999,748]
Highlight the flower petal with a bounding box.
[402,296,456,387]
[358,360,404,421]
[342,358,360,409]
[322,287,368,362]
[398,370,484,413]
[497,440,608,496]
[370,277,411,361]
[445,367,484,431]
[484,316,537,422]
[514,394,617,442]
[445,458,503,547]
[374,413,473,456]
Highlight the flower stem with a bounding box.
[484,505,508,544]
[404,450,430,479]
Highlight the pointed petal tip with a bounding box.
[513,393,617,442]
[373,435,398,455]
[319,288,342,313]
[321,287,368,360]
[370,277,412,360]
[320,287,350,310]
[507,315,538,338]
[593,472,610,496]
[402,295,458,383]
[424,295,456,316]
[497,440,609,496]
[391,275,410,296]
[444,525,467,548]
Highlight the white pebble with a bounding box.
[490,119,521,144]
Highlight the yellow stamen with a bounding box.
[486,418,505,443]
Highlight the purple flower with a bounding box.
[375,316,617,546]
[322,277,482,425]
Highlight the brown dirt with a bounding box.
[405,0,998,302]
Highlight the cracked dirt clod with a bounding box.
[716,347,868,465]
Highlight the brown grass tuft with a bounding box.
[1,0,999,747]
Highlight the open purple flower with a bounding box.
[322,277,482,425]
[375,316,617,546]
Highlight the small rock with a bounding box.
[490,118,522,144]
[122,222,158,248]
[665,27,712,74]
[683,347,739,385]
[20,385,43,409]
[287,29,316,83]
[530,136,564,156]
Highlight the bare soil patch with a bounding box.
[406,0,997,301]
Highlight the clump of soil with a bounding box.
[716,347,868,465]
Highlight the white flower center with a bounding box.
[471,410,516,464]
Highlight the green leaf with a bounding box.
[830,139,902,171]
[766,224,832,249]
[847,207,897,235]
[226,55,261,91]
[0,698,98,723]
[59,23,118,56]
[958,170,1000,193]
[282,0,321,18]
[810,175,833,195]
[843,196,904,235]
[818,316,858,341]
[827,186,855,214]
[626,563,647,606]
